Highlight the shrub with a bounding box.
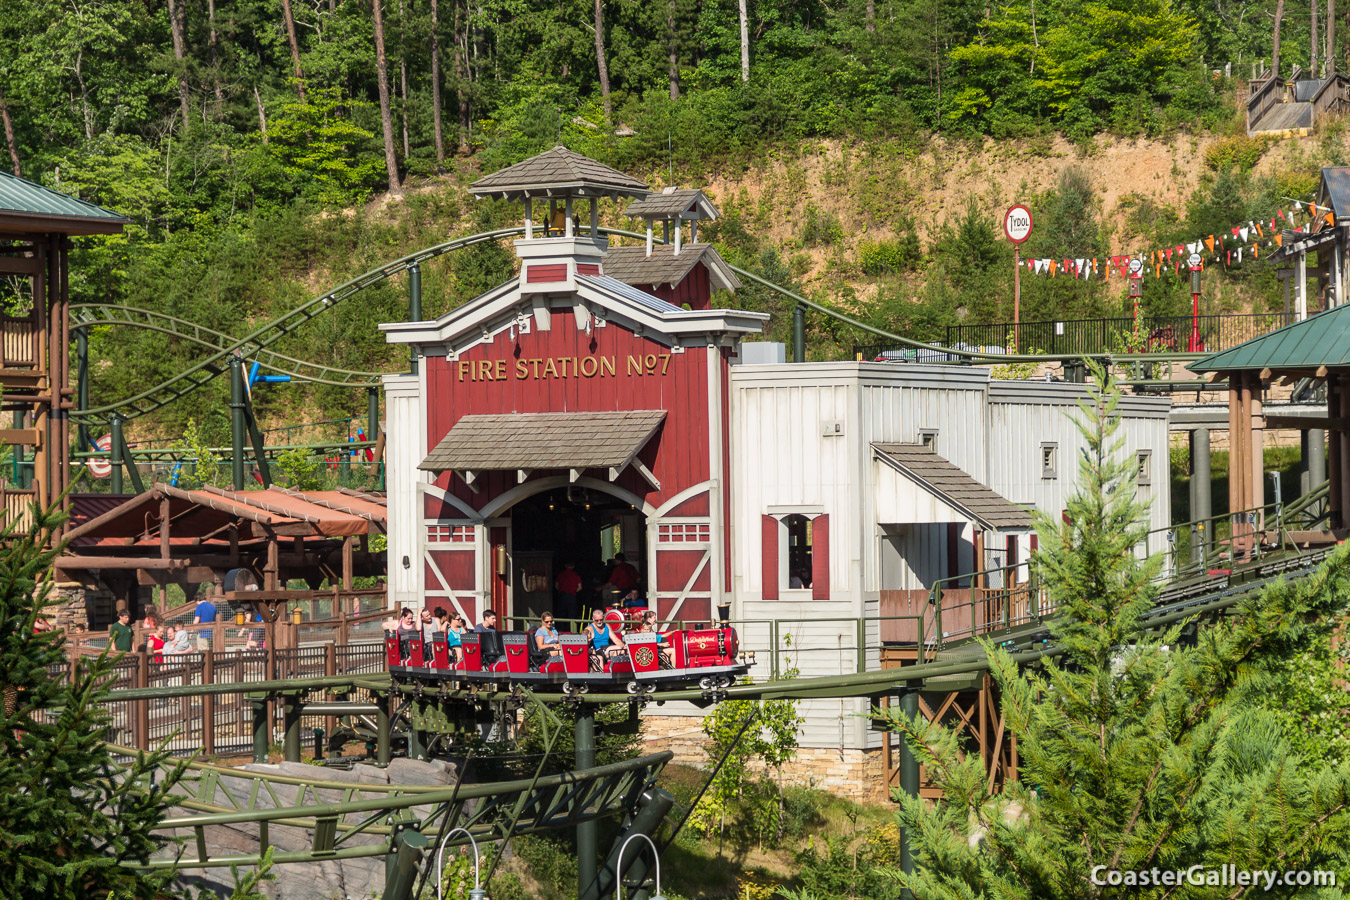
[1203,134,1271,173]
[799,205,844,248]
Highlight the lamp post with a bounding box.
[1188,252,1203,352]
[434,827,486,900]
[616,833,667,900]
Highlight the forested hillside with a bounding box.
[0,0,1345,440]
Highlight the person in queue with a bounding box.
[640,609,675,667]
[165,623,192,656]
[534,612,561,658]
[585,608,625,666]
[147,626,166,663]
[110,609,134,654]
[193,589,218,651]
[606,552,639,594]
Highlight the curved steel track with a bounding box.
[72,226,1206,425]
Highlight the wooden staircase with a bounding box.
[1248,67,1350,136]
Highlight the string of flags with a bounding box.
[1020,200,1335,280]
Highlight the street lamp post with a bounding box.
[1188,252,1203,352]
[1128,258,1143,326]
[434,827,486,900]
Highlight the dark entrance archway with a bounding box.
[508,486,647,623]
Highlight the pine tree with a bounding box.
[880,364,1350,899]
[0,506,187,899]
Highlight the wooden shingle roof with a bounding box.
[623,188,719,220]
[470,146,649,199]
[602,244,741,291]
[873,443,1032,531]
[420,410,666,472]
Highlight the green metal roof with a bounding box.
[0,170,127,234]
[1189,304,1350,372]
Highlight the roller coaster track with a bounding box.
[72,227,1205,425]
[121,744,669,870]
[71,305,384,388]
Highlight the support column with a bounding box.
[1308,428,1327,491]
[575,707,597,897]
[1339,375,1350,519]
[793,304,806,363]
[12,410,26,490]
[1329,377,1342,528]
[376,694,391,765]
[581,788,675,900]
[1251,372,1265,530]
[283,694,301,762]
[76,330,89,451]
[110,413,123,495]
[898,691,919,900]
[1191,428,1212,562]
[383,827,429,900]
[252,698,269,763]
[367,386,379,447]
[229,355,246,491]
[408,264,422,375]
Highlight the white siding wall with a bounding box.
[986,383,1172,538]
[383,373,428,611]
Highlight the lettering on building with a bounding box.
[456,354,672,382]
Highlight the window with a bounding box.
[1136,450,1153,485]
[657,523,710,542]
[1041,442,1058,479]
[919,429,938,451]
[784,514,813,589]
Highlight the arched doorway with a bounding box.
[505,485,647,623]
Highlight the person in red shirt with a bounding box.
[607,552,639,593]
[555,562,582,623]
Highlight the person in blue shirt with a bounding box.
[444,612,465,661]
[584,609,625,666]
[194,593,218,651]
[534,612,561,659]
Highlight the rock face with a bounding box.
[160,758,461,899]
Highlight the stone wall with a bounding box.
[641,714,893,805]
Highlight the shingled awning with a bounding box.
[603,244,741,292]
[421,410,667,489]
[470,146,649,200]
[623,188,719,220]
[873,443,1032,531]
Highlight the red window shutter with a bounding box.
[761,515,779,601]
[812,514,830,600]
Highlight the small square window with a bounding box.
[1137,450,1152,485]
[1041,443,1058,479]
[919,429,938,451]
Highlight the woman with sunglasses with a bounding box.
[444,611,466,661]
[534,612,562,658]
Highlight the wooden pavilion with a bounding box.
[57,484,388,629]
[0,170,127,535]
[1189,306,1350,544]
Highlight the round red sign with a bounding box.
[1004,205,1033,243]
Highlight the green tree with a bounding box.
[0,507,186,898]
[879,364,1350,898]
[275,447,327,491]
[171,417,224,489]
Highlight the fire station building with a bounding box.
[380,148,1171,784]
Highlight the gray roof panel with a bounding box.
[0,170,128,232]
[577,273,685,313]
[421,410,667,471]
[873,443,1033,531]
[471,146,648,197]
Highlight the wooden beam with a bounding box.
[0,428,41,446]
[517,469,530,484]
[0,256,41,275]
[630,458,661,491]
[569,468,582,483]
[55,556,190,570]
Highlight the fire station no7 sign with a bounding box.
[1004,205,1033,243]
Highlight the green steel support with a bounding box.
[383,826,429,900]
[12,409,25,489]
[367,387,379,446]
[229,356,246,491]
[110,414,142,494]
[793,303,806,363]
[856,618,867,674]
[283,695,301,762]
[408,723,425,761]
[242,394,272,488]
[377,698,391,766]
[576,708,598,896]
[582,788,674,900]
[899,692,919,898]
[252,699,269,764]
[408,264,422,375]
[76,331,89,451]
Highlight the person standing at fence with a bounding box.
[147,627,166,663]
[193,590,218,651]
[164,624,192,656]
[109,610,133,654]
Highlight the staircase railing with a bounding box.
[1247,71,1282,134]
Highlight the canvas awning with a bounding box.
[873,443,1032,532]
[420,410,667,489]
